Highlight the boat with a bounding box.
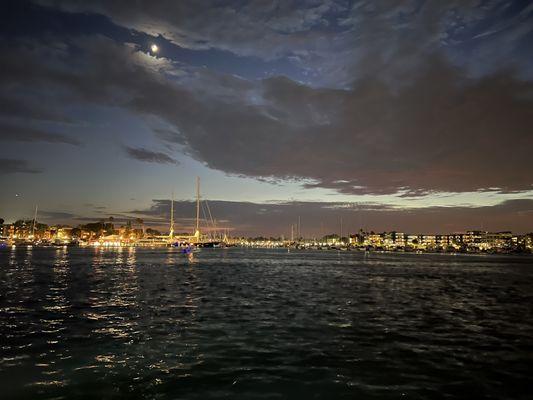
[167,177,227,250]
[197,241,222,248]
[0,236,9,248]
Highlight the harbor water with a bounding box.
[0,247,532,399]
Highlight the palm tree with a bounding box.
[136,218,144,236]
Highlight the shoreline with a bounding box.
[2,243,532,257]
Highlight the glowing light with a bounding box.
[150,44,159,53]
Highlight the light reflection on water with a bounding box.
[0,247,532,399]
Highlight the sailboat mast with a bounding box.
[31,204,38,237]
[195,177,200,236]
[170,190,174,238]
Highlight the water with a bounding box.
[1,247,532,399]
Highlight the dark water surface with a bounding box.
[1,247,532,399]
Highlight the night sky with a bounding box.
[1,0,532,236]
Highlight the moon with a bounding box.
[150,44,159,53]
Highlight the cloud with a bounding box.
[0,12,531,197]
[36,0,533,87]
[0,94,74,123]
[37,0,347,61]
[123,146,178,165]
[152,127,185,145]
[0,122,80,145]
[72,214,163,226]
[154,59,533,196]
[128,198,533,236]
[17,197,533,235]
[39,210,77,220]
[0,158,43,174]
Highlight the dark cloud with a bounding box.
[14,197,533,236]
[155,59,533,196]
[37,0,347,60]
[0,94,74,123]
[1,34,531,196]
[0,158,43,174]
[123,146,178,165]
[39,210,77,220]
[152,127,186,145]
[37,0,533,86]
[2,2,532,199]
[129,198,533,236]
[72,214,163,226]
[0,122,80,145]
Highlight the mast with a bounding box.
[169,190,174,239]
[31,204,38,238]
[290,224,294,242]
[195,177,200,240]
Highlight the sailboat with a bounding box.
[168,176,227,249]
[194,177,226,248]
[168,177,203,252]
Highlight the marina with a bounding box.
[1,1,532,399]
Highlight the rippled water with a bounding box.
[1,247,532,399]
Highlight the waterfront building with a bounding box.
[1,223,9,237]
[525,234,533,251]
[464,231,487,250]
[405,234,420,249]
[382,232,395,249]
[393,232,406,248]
[485,232,513,250]
[324,235,341,245]
[366,233,383,248]
[421,235,437,250]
